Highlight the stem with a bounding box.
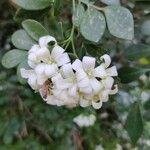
[79,0,103,11]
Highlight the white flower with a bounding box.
[95,144,104,150]
[52,63,79,97]
[72,56,105,94]
[20,68,39,90]
[73,114,96,127]
[28,36,70,68]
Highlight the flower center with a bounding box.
[87,69,93,78]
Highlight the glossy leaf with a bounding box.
[1,50,27,69]
[118,67,150,83]
[101,0,120,5]
[22,19,49,41]
[14,0,53,10]
[125,102,143,144]
[72,4,85,27]
[104,6,134,40]
[80,8,106,42]
[125,44,150,60]
[12,29,36,50]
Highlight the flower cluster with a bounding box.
[21,35,118,109]
[73,114,96,127]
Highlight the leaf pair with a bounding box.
[73,4,134,42]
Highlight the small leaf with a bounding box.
[72,4,85,27]
[141,20,150,36]
[125,44,150,60]
[12,29,36,50]
[80,8,106,42]
[118,67,150,83]
[14,8,48,23]
[22,19,49,41]
[125,102,143,144]
[1,50,27,69]
[17,58,29,84]
[104,6,134,40]
[14,0,53,10]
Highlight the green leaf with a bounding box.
[22,19,49,41]
[14,0,53,10]
[14,8,48,23]
[17,58,29,84]
[72,4,85,27]
[12,29,36,50]
[125,44,150,60]
[118,67,150,83]
[125,102,143,144]
[141,20,150,36]
[101,0,120,5]
[1,50,27,69]
[104,6,134,40]
[80,8,106,42]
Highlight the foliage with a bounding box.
[0,0,150,149]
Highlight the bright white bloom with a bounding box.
[72,56,105,94]
[73,114,96,127]
[28,36,70,68]
[20,34,118,109]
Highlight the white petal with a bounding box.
[77,76,90,88]
[109,84,118,95]
[36,47,50,60]
[20,68,34,79]
[36,75,47,85]
[76,70,87,82]
[100,54,111,68]
[72,59,83,71]
[80,99,91,107]
[68,85,77,97]
[39,36,56,47]
[106,66,118,77]
[51,45,65,59]
[56,53,70,66]
[99,90,110,102]
[51,73,63,84]
[57,79,72,90]
[28,60,37,68]
[44,64,58,77]
[102,77,114,89]
[28,53,37,62]
[92,101,102,109]
[29,45,40,53]
[80,86,92,94]
[82,56,96,71]
[90,78,103,94]
[94,65,107,78]
[28,75,38,90]
[61,63,74,78]
[35,64,45,75]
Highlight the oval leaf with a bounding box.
[14,0,53,10]
[101,0,120,5]
[12,29,36,50]
[80,8,106,42]
[125,102,143,144]
[22,19,49,41]
[1,50,27,69]
[72,4,85,27]
[104,6,134,40]
[118,67,150,83]
[125,44,150,60]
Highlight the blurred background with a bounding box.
[0,0,150,149]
